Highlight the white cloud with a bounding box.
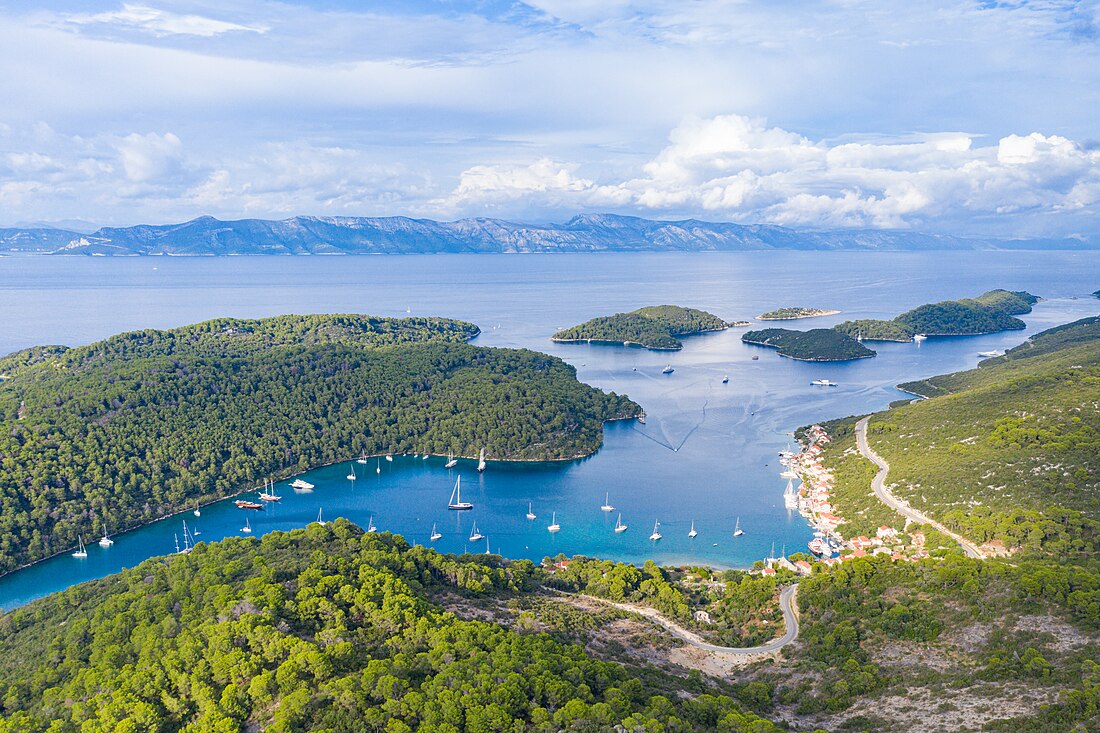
[64,4,267,38]
[113,131,183,182]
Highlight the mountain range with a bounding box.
[0,214,1094,255]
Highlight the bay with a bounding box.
[0,251,1097,611]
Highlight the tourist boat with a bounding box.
[661,365,674,374]
[733,517,745,537]
[614,514,627,533]
[810,379,838,387]
[367,516,377,533]
[600,492,614,512]
[468,522,484,543]
[808,537,830,556]
[291,479,314,492]
[235,499,264,510]
[784,478,799,510]
[313,509,327,526]
[447,476,473,510]
[72,536,88,558]
[98,524,114,548]
[913,334,927,342]
[430,523,442,542]
[547,512,560,533]
[241,517,252,534]
[477,448,487,472]
[688,521,697,539]
[445,454,458,469]
[526,502,536,520]
[722,375,729,384]
[649,520,662,541]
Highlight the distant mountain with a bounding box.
[0,214,1094,255]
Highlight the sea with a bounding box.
[0,251,1097,610]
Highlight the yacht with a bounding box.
[721,375,729,384]
[241,517,252,534]
[98,525,114,548]
[258,479,281,502]
[810,379,838,387]
[468,523,484,542]
[235,499,264,510]
[193,501,201,517]
[445,454,458,469]
[72,536,88,558]
[376,460,381,474]
[688,521,697,539]
[614,514,627,533]
[447,476,473,510]
[385,454,394,462]
[783,478,799,510]
[808,537,830,556]
[422,454,429,460]
[733,517,745,537]
[484,538,491,555]
[291,478,315,492]
[661,365,674,374]
[357,456,368,464]
[526,502,536,520]
[913,333,927,342]
[547,512,561,533]
[649,520,662,541]
[477,448,487,472]
[600,492,614,512]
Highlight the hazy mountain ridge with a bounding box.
[1,214,1094,255]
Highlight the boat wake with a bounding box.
[632,399,708,452]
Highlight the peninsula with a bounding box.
[833,289,1039,341]
[756,307,840,320]
[552,305,728,350]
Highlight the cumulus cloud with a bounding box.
[63,4,267,38]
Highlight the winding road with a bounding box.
[557,583,800,656]
[854,416,983,559]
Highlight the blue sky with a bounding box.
[0,1,1098,236]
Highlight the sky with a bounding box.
[0,0,1098,237]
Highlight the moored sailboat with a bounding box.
[547,512,560,533]
[688,520,697,539]
[468,522,483,542]
[98,525,114,547]
[72,536,88,558]
[477,448,487,472]
[614,513,627,533]
[600,492,614,512]
[447,476,473,510]
[526,502,536,520]
[649,520,662,541]
[430,523,442,542]
[733,517,745,537]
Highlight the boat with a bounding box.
[430,523,442,542]
[784,478,799,509]
[367,516,377,533]
[733,517,745,537]
[484,538,491,555]
[688,520,697,539]
[235,499,264,510]
[385,454,393,462]
[357,456,368,464]
[313,509,327,526]
[649,520,662,542]
[447,476,473,510]
[445,454,458,469]
[98,525,114,548]
[547,512,560,533]
[376,460,381,474]
[180,521,195,553]
[661,364,674,374]
[808,537,830,556]
[422,454,429,460]
[856,329,863,343]
[780,469,798,479]
[810,379,838,387]
[600,492,614,512]
[468,522,484,542]
[193,501,201,517]
[291,478,315,492]
[913,333,927,342]
[751,355,759,360]
[72,536,88,558]
[721,375,729,384]
[258,479,281,502]
[978,350,1004,358]
[526,502,536,520]
[241,517,252,534]
[614,513,627,533]
[347,463,357,481]
[477,448,487,472]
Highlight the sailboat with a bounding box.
[477,448,487,472]
[72,536,88,558]
[783,479,799,510]
[649,520,662,541]
[347,464,357,481]
[733,517,745,537]
[614,513,627,533]
[367,515,377,533]
[722,375,729,384]
[180,521,194,553]
[313,509,328,526]
[447,476,473,510]
[468,522,484,542]
[914,333,927,342]
[484,537,491,555]
[526,502,536,520]
[385,454,394,462]
[98,524,114,547]
[600,492,614,512]
[259,479,281,502]
[445,454,458,469]
[376,460,381,474]
[430,523,442,542]
[193,501,201,517]
[688,521,697,539]
[357,456,368,464]
[422,454,429,460]
[547,512,560,533]
[661,364,674,374]
[241,517,252,534]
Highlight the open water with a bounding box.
[0,251,1097,610]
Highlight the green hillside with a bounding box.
[0,315,639,572]
[552,305,728,350]
[833,319,916,342]
[742,328,876,361]
[894,289,1036,335]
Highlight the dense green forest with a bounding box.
[0,523,796,733]
[741,328,875,361]
[551,306,728,350]
[893,289,1036,335]
[756,308,837,320]
[0,315,639,572]
[832,319,915,342]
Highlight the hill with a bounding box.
[832,319,915,342]
[741,328,876,361]
[551,305,728,350]
[894,289,1036,336]
[0,315,639,572]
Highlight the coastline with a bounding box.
[741,339,875,362]
[757,309,841,321]
[550,325,729,351]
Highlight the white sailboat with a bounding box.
[180,521,194,553]
[72,536,88,558]
[385,454,394,462]
[430,523,442,542]
[484,537,492,555]
[783,478,799,510]
[614,513,627,533]
[376,460,381,474]
[98,524,114,547]
[649,520,662,541]
[688,521,697,539]
[445,454,458,468]
[733,517,745,537]
[422,454,429,460]
[600,493,614,512]
[313,509,327,526]
[347,464,357,481]
[468,522,484,542]
[357,456,368,464]
[447,476,473,510]
[722,375,729,384]
[477,448,487,472]
[367,515,377,533]
[661,364,674,374]
[193,501,201,517]
[913,333,927,342]
[241,517,252,534]
[547,512,560,533]
[526,502,536,520]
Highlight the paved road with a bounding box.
[561,584,800,655]
[854,416,983,559]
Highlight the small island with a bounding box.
[742,328,876,361]
[1093,289,1100,299]
[552,305,728,350]
[833,319,916,342]
[730,320,753,327]
[757,307,840,321]
[832,290,1039,342]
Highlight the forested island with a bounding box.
[832,289,1039,342]
[756,307,840,320]
[832,319,915,342]
[0,315,640,572]
[741,328,875,361]
[551,305,728,350]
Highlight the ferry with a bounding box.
[808,537,830,556]
[235,499,264,510]
[810,379,838,387]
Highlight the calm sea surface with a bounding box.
[0,252,1097,610]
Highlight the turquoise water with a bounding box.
[0,251,1097,610]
